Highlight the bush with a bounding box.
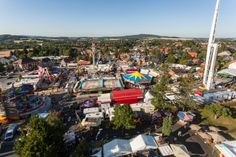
[162,116,172,137]
[202,103,232,119]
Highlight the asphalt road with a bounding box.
[0,133,18,157]
[0,74,19,90]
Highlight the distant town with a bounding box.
[0,32,236,157]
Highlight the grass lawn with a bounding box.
[201,115,236,139]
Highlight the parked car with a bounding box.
[4,123,18,141]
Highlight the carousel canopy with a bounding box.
[123,71,152,84]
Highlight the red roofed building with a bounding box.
[187,52,198,58]
[111,88,143,104]
[160,48,171,55]
[192,59,200,65]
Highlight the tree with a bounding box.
[177,76,197,110]
[202,103,232,119]
[0,63,5,72]
[15,113,66,157]
[112,105,136,130]
[179,52,190,65]
[162,116,172,137]
[165,53,176,63]
[151,92,171,110]
[151,49,165,64]
[151,66,171,110]
[70,140,90,157]
[68,48,78,58]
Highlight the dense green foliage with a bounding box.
[0,63,5,72]
[178,76,197,110]
[202,103,232,119]
[70,140,90,157]
[152,65,171,110]
[112,105,136,130]
[15,113,66,157]
[165,53,176,63]
[162,116,172,137]
[179,52,191,65]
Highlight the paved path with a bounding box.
[0,150,17,157]
[173,124,218,157]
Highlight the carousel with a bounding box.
[1,84,51,121]
[122,71,153,87]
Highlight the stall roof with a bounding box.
[97,93,111,103]
[83,107,100,114]
[144,91,154,101]
[158,144,174,156]
[130,134,158,153]
[112,88,143,99]
[103,139,132,157]
[170,144,190,157]
[177,111,195,122]
[112,88,143,104]
[215,141,236,157]
[218,68,236,77]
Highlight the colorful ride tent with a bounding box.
[122,71,152,84]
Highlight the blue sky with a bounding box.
[0,0,235,37]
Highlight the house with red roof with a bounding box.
[187,52,198,58]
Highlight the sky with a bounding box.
[0,0,236,38]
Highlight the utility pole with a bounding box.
[92,43,96,69]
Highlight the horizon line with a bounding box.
[0,33,236,39]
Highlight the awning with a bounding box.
[215,141,236,157]
[170,144,190,157]
[158,144,174,156]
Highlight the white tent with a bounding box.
[129,134,158,153]
[170,144,190,157]
[215,141,236,157]
[83,107,99,114]
[218,51,231,57]
[158,144,174,156]
[103,139,132,157]
[229,61,236,70]
[218,68,236,77]
[97,93,111,104]
[207,132,226,143]
[144,91,154,103]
